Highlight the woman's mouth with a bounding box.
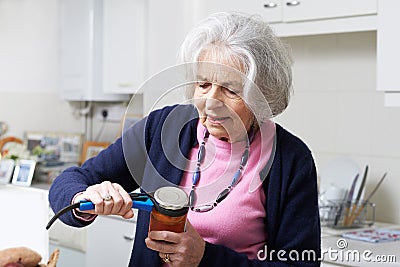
[207,115,229,124]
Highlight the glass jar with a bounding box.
[149,186,189,233]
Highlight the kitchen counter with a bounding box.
[321,223,400,266]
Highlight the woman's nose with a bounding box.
[205,84,224,109]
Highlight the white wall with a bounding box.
[0,1,124,144]
[276,31,400,223]
[0,0,83,139]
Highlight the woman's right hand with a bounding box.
[73,181,134,219]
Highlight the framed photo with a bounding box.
[25,132,83,163]
[0,159,15,184]
[12,160,36,186]
[81,141,110,164]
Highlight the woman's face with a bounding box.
[193,53,254,143]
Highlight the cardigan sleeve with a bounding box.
[48,133,141,228]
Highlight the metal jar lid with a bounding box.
[153,187,189,217]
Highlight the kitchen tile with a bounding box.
[335,91,374,155]
[370,91,400,158]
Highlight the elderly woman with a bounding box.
[49,12,320,266]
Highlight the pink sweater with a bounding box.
[178,121,274,260]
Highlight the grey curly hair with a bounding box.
[178,12,293,117]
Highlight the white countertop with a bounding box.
[321,223,400,267]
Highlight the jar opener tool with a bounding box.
[46,192,154,230]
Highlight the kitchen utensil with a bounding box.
[46,191,154,230]
[320,156,360,202]
[348,165,368,222]
[342,173,359,226]
[347,172,387,226]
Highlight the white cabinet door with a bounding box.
[0,185,49,260]
[143,0,195,114]
[102,0,147,94]
[377,0,400,92]
[194,0,376,24]
[59,0,130,101]
[194,0,282,23]
[282,0,377,22]
[86,215,136,267]
[261,1,283,22]
[146,0,193,74]
[49,244,85,267]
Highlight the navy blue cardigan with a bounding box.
[49,105,321,266]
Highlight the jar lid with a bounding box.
[154,186,188,210]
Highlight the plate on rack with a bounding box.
[319,156,361,203]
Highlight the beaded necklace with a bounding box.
[189,127,255,212]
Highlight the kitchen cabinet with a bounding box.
[0,185,49,260]
[377,0,399,92]
[49,243,85,267]
[143,0,194,114]
[146,0,193,74]
[102,0,147,94]
[49,213,137,266]
[376,0,400,106]
[196,0,376,23]
[282,0,376,22]
[193,0,282,23]
[59,0,129,101]
[86,215,137,266]
[194,0,377,37]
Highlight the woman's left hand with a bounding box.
[145,220,205,266]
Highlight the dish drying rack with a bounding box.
[319,200,375,229]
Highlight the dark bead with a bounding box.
[198,145,205,162]
[241,149,249,166]
[216,188,230,203]
[189,189,196,207]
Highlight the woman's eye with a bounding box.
[199,82,211,89]
[224,87,240,96]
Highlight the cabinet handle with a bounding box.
[118,83,133,88]
[123,235,134,241]
[286,1,300,6]
[264,2,277,8]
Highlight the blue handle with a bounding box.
[79,199,154,212]
[132,199,154,212]
[79,201,95,211]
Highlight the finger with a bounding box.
[100,182,114,214]
[122,209,134,219]
[116,186,133,218]
[112,184,132,212]
[159,252,174,264]
[73,192,96,215]
[91,190,105,214]
[78,188,104,214]
[73,192,89,203]
[145,237,177,254]
[107,183,125,214]
[148,231,180,244]
[83,184,106,214]
[184,220,195,233]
